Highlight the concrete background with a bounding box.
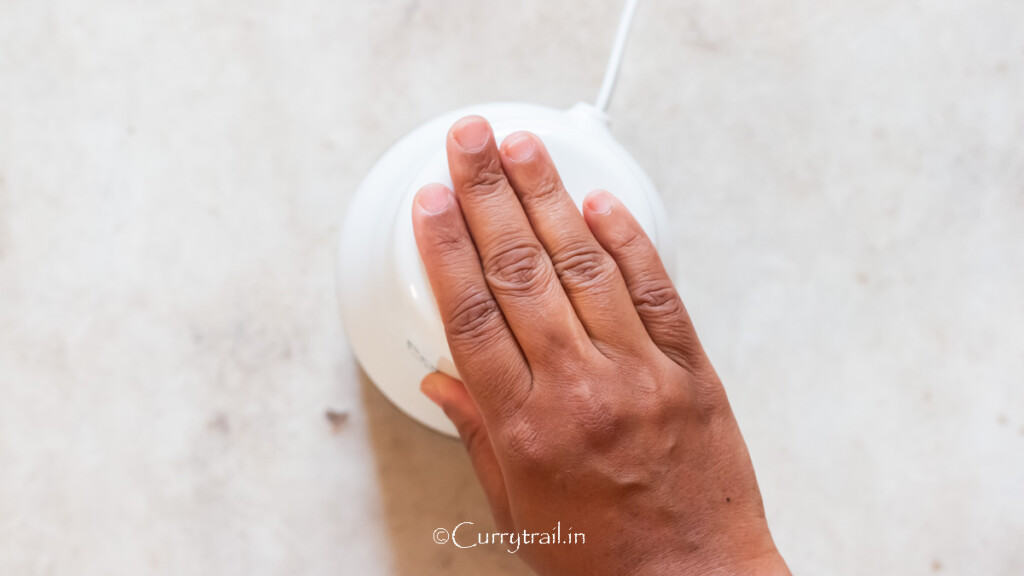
[1,1,1022,574]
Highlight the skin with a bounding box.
[412,115,790,576]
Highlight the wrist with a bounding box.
[707,551,790,576]
[637,547,790,576]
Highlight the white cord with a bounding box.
[595,0,641,113]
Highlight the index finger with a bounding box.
[412,183,532,421]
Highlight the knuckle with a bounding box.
[575,396,624,450]
[654,379,693,419]
[613,226,650,254]
[431,226,470,257]
[446,288,503,344]
[633,281,684,317]
[461,159,507,197]
[500,417,558,471]
[552,241,617,292]
[648,358,723,421]
[526,176,563,205]
[547,375,627,451]
[483,240,551,295]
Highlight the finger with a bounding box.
[582,190,706,371]
[498,131,649,355]
[447,116,591,364]
[412,183,531,419]
[422,372,513,532]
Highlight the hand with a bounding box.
[412,116,789,576]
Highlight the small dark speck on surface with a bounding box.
[725,497,731,503]
[931,559,943,572]
[325,409,349,433]
[207,412,230,435]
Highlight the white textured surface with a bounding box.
[1,1,1022,575]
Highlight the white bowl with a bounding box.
[337,101,672,436]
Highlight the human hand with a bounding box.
[412,116,789,576]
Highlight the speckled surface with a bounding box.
[1,1,1022,574]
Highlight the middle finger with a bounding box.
[447,116,591,365]
[499,131,650,357]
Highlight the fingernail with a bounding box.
[585,190,614,215]
[415,183,453,215]
[502,132,536,162]
[451,116,490,152]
